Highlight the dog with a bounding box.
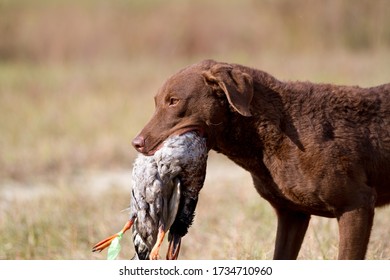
[132,59,390,259]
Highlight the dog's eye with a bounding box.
[168,97,179,106]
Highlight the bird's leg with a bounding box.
[149,225,166,260]
[166,234,181,260]
[92,216,135,252]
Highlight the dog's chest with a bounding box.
[233,153,337,217]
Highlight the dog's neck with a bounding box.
[212,69,301,173]
[211,105,285,205]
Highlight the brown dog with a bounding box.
[132,59,390,259]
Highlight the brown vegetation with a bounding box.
[0,0,389,259]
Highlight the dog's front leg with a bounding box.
[273,208,311,260]
[337,207,374,259]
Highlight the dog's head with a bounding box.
[132,59,254,155]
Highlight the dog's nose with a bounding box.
[132,135,145,153]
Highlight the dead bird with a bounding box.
[129,152,181,260]
[92,132,207,260]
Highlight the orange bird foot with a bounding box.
[149,225,166,260]
[92,219,134,253]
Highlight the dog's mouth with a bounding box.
[174,126,205,138]
[145,126,206,156]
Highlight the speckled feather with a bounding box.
[130,132,208,259]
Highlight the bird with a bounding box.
[92,131,208,260]
[162,133,208,260]
[129,153,182,260]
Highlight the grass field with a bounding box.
[1,0,389,260]
[1,154,390,260]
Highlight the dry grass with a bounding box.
[0,60,170,180]
[0,0,389,260]
[1,155,389,260]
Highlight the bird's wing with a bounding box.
[166,178,181,229]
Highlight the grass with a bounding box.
[0,0,389,260]
[0,60,163,180]
[1,155,389,260]
[0,181,131,259]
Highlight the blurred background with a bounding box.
[1,0,389,259]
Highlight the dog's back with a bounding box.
[261,79,390,207]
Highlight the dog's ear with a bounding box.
[203,64,253,117]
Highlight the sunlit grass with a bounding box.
[1,155,389,260]
[0,61,161,180]
[1,0,389,260]
[0,180,130,260]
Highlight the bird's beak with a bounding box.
[166,234,181,260]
